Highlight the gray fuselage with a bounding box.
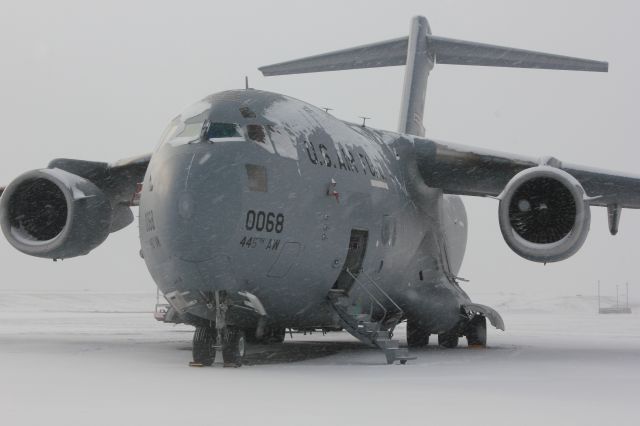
[139,89,470,334]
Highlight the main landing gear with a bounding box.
[438,315,488,348]
[438,330,459,348]
[406,317,460,348]
[465,315,487,348]
[406,314,488,349]
[407,318,430,348]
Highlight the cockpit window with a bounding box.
[206,123,242,139]
[158,117,181,148]
[247,124,266,143]
[156,100,248,148]
[175,119,206,140]
[156,99,212,149]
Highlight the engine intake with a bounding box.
[0,168,112,259]
[498,166,591,263]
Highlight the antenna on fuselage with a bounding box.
[322,107,333,113]
[359,116,371,127]
[245,76,250,90]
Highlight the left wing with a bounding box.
[413,137,637,262]
[414,138,640,209]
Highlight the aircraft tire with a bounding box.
[466,315,487,347]
[223,328,246,367]
[438,331,459,348]
[406,319,430,347]
[192,326,216,366]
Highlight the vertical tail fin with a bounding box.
[397,16,432,136]
[259,16,608,137]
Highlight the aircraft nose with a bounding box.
[141,146,242,263]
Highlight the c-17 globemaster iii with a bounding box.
[0,16,634,366]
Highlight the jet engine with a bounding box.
[0,168,112,259]
[498,166,591,263]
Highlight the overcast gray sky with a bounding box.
[1,0,638,302]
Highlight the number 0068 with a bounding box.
[245,210,284,233]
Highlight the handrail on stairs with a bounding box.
[345,269,388,320]
[358,269,403,315]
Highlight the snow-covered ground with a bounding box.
[1,292,639,426]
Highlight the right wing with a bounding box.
[1,153,150,234]
[0,153,151,259]
[48,153,151,207]
[0,153,150,206]
[47,153,151,231]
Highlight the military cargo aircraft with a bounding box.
[0,16,634,366]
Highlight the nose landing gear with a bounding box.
[222,328,246,367]
[190,325,247,367]
[191,325,217,366]
[189,290,248,368]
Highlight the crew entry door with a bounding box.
[332,229,369,292]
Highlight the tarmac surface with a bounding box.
[1,292,639,426]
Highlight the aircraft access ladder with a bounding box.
[328,269,414,364]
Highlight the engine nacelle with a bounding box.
[498,166,591,263]
[0,168,112,259]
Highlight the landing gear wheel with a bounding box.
[192,326,216,366]
[466,315,487,347]
[407,319,430,348]
[223,328,246,367]
[438,331,459,348]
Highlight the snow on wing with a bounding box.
[415,137,640,208]
[48,153,151,207]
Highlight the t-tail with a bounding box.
[259,16,608,137]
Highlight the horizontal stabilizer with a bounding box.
[259,38,409,76]
[430,36,608,72]
[259,35,608,76]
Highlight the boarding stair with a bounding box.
[328,269,414,364]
